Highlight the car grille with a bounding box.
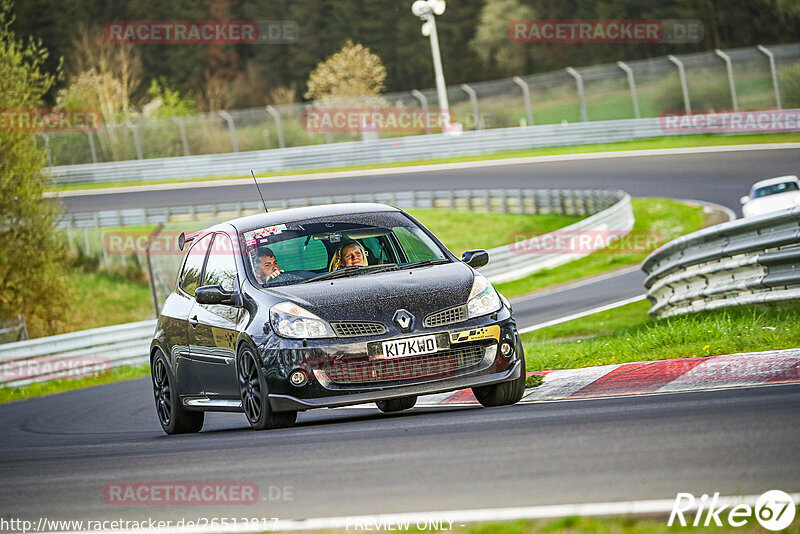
[323,345,485,385]
[424,305,467,327]
[331,321,387,337]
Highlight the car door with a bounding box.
[188,232,243,400]
[170,232,213,396]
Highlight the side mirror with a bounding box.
[461,249,489,268]
[740,195,750,204]
[195,285,237,306]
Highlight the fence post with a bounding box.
[84,129,98,163]
[218,111,239,153]
[125,121,143,160]
[565,67,588,122]
[757,45,783,110]
[714,49,739,111]
[460,83,481,130]
[410,90,432,134]
[512,76,534,126]
[265,106,286,148]
[37,132,53,167]
[171,117,190,156]
[667,55,692,115]
[145,223,164,319]
[616,61,641,119]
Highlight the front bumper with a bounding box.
[268,357,522,411]
[258,310,520,411]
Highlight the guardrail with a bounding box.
[0,320,155,387]
[642,206,800,318]
[48,117,667,185]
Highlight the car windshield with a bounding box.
[752,181,800,198]
[240,211,449,287]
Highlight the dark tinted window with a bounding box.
[202,233,238,292]
[752,181,800,198]
[179,233,212,296]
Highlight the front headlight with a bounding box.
[270,302,335,338]
[794,194,800,206]
[467,274,501,318]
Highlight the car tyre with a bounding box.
[375,395,417,413]
[472,338,526,408]
[238,344,297,430]
[151,351,204,434]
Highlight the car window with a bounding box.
[393,227,447,262]
[241,212,449,287]
[179,233,212,296]
[753,182,800,198]
[265,236,329,271]
[202,233,238,292]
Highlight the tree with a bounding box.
[0,0,69,336]
[470,0,537,76]
[304,39,386,105]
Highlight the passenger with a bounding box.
[329,240,368,271]
[257,247,283,282]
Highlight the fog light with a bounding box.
[289,370,307,387]
[500,341,513,357]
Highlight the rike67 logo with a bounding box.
[669,490,796,531]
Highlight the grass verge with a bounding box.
[406,209,580,256]
[301,512,800,533]
[0,364,149,404]
[46,133,800,192]
[522,301,800,371]
[496,198,706,299]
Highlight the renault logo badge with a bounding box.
[393,309,414,332]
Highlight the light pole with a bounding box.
[411,0,450,127]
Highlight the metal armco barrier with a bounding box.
[481,191,632,283]
[642,207,800,318]
[0,320,155,387]
[48,117,667,185]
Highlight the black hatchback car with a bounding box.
[150,203,525,434]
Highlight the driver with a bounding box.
[329,240,368,271]
[257,247,283,282]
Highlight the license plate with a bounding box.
[382,335,438,358]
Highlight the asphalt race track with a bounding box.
[1,145,796,526]
[1,380,798,524]
[59,147,799,213]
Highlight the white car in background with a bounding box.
[740,175,800,217]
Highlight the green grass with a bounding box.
[60,269,154,333]
[522,301,800,372]
[407,209,580,256]
[496,198,706,298]
[46,132,800,192]
[413,513,800,533]
[0,364,149,404]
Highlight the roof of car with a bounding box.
[211,202,403,234]
[751,175,800,190]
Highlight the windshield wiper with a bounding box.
[398,259,450,269]
[301,263,398,283]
